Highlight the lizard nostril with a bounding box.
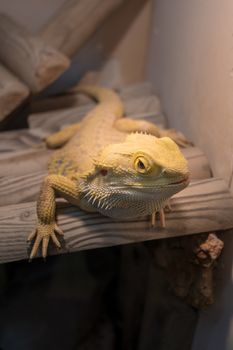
[100,169,108,176]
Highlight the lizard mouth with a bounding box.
[169,175,190,186]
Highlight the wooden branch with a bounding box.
[0,146,212,207]
[0,178,232,263]
[0,14,70,93]
[40,0,125,57]
[0,64,29,123]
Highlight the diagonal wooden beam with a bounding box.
[0,178,232,263]
[0,14,70,93]
[40,0,126,57]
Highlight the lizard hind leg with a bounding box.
[114,118,161,136]
[114,118,191,147]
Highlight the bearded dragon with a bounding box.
[28,85,190,260]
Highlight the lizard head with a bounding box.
[81,133,189,218]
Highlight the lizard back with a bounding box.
[48,86,126,177]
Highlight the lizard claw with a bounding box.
[27,222,62,260]
[27,228,37,242]
[54,224,64,236]
[150,210,166,228]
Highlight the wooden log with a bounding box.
[0,146,211,206]
[28,96,164,132]
[0,64,29,123]
[0,14,70,93]
[40,0,125,57]
[0,178,233,263]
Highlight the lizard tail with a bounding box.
[73,85,124,118]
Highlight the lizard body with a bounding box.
[28,86,190,259]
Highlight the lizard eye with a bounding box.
[134,156,151,174]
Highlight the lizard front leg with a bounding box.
[28,175,80,260]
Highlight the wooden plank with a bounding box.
[28,95,164,132]
[40,0,125,57]
[0,178,232,263]
[0,148,51,177]
[0,147,211,206]
[0,64,29,123]
[0,129,43,152]
[0,13,70,93]
[0,170,45,205]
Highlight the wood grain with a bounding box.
[0,64,29,123]
[40,0,125,57]
[0,178,232,263]
[0,148,51,177]
[0,129,43,152]
[0,13,70,93]
[0,147,211,206]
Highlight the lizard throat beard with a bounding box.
[81,181,186,219]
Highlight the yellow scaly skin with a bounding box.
[28,85,190,260]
